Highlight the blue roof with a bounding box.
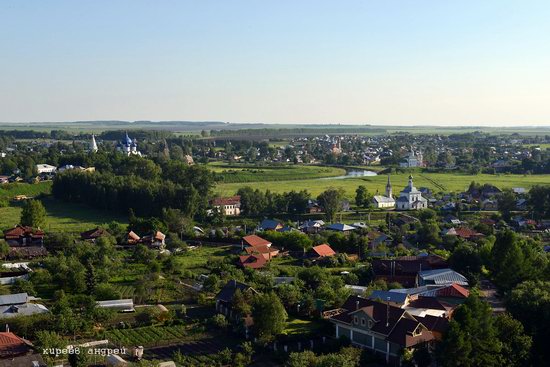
[368,290,408,304]
[124,132,132,145]
[259,219,281,230]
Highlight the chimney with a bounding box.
[356,300,360,310]
[5,324,8,332]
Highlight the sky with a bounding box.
[1,0,550,126]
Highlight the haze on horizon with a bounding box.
[1,0,550,126]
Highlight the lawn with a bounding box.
[173,245,234,274]
[208,162,345,184]
[283,317,325,336]
[214,171,550,197]
[0,196,128,233]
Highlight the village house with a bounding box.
[80,227,110,242]
[300,219,325,234]
[215,280,258,322]
[3,226,45,247]
[35,163,56,174]
[210,196,241,216]
[242,235,279,261]
[258,219,283,231]
[372,255,448,288]
[238,254,267,269]
[0,331,46,367]
[325,223,356,233]
[0,293,49,319]
[328,296,434,366]
[308,244,336,259]
[125,230,166,250]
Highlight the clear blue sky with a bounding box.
[1,0,550,125]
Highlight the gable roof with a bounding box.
[0,332,31,357]
[418,269,468,286]
[211,196,241,206]
[80,227,108,240]
[243,235,271,247]
[368,290,408,304]
[215,280,256,303]
[3,226,44,239]
[0,293,27,306]
[329,296,435,348]
[239,254,267,269]
[326,223,356,232]
[311,244,336,257]
[259,219,282,230]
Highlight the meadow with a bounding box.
[0,196,128,233]
[0,181,52,200]
[208,162,346,183]
[213,171,550,197]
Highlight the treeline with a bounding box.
[52,162,215,217]
[236,187,311,216]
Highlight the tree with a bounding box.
[508,281,550,366]
[317,188,344,222]
[437,295,502,367]
[490,230,547,290]
[252,292,288,342]
[355,185,368,208]
[0,240,9,259]
[498,189,517,222]
[494,313,532,366]
[20,199,46,228]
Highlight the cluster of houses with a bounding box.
[216,252,471,366]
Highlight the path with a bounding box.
[480,279,506,313]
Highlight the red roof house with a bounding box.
[243,235,272,248]
[3,226,44,247]
[239,254,267,269]
[310,244,336,258]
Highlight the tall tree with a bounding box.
[437,295,502,367]
[317,188,344,222]
[252,292,288,342]
[20,199,46,228]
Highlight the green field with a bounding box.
[0,181,52,200]
[173,245,234,274]
[214,171,550,197]
[0,196,128,233]
[208,163,345,183]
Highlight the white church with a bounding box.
[396,175,428,210]
[373,175,396,209]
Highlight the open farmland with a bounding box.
[214,171,550,197]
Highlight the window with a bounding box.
[354,316,358,324]
[368,320,373,328]
[361,318,366,326]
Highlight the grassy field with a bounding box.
[0,181,52,200]
[0,196,128,233]
[214,171,550,197]
[172,245,234,274]
[208,162,345,183]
